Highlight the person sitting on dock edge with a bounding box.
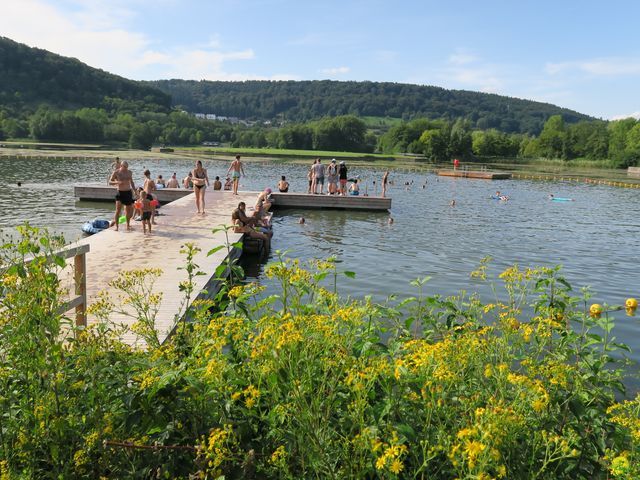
[231,202,271,251]
[166,173,179,188]
[349,178,360,196]
[183,172,193,189]
[278,175,289,193]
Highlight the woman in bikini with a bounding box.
[191,160,210,214]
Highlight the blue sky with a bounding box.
[2,0,640,119]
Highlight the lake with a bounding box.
[1,155,639,375]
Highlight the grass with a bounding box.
[177,145,404,161]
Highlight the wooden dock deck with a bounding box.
[76,185,190,204]
[437,169,512,180]
[60,189,258,347]
[270,192,391,211]
[74,185,392,211]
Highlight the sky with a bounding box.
[2,0,640,120]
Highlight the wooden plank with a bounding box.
[59,190,259,347]
[75,185,192,203]
[270,192,391,211]
[74,253,87,326]
[628,167,640,177]
[437,170,512,180]
[75,185,392,211]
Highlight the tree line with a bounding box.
[148,79,594,136]
[374,115,640,167]
[1,108,638,167]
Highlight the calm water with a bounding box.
[1,156,639,369]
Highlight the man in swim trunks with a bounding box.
[109,161,136,231]
[227,155,245,195]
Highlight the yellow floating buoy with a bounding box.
[590,303,603,318]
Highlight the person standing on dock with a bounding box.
[143,170,158,225]
[109,161,135,231]
[312,158,324,194]
[381,170,389,197]
[227,155,245,195]
[338,161,348,195]
[192,160,210,214]
[327,159,339,194]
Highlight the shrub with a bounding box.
[0,227,638,478]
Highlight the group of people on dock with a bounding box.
[108,154,391,237]
[306,159,390,197]
[108,155,248,231]
[307,158,349,195]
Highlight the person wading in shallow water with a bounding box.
[109,161,136,231]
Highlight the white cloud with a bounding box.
[611,112,640,120]
[0,0,259,80]
[435,52,503,93]
[320,66,350,75]
[546,58,640,76]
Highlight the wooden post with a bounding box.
[74,252,87,327]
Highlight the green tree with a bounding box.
[448,119,472,158]
[607,118,636,158]
[537,115,566,158]
[420,129,449,161]
[129,123,155,149]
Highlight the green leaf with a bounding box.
[207,245,226,256]
[53,255,66,268]
[343,271,356,278]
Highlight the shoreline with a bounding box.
[2,145,640,185]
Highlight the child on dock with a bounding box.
[137,190,153,234]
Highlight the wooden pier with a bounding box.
[60,189,258,347]
[76,185,190,204]
[270,192,391,211]
[437,169,512,180]
[74,185,392,211]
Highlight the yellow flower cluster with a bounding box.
[197,424,237,476]
[0,460,9,480]
[269,445,287,466]
[609,453,631,477]
[373,431,407,474]
[608,397,640,442]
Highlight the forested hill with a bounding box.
[148,79,595,135]
[0,37,170,113]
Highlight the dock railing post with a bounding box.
[74,251,87,327]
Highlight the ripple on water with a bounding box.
[1,157,639,369]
